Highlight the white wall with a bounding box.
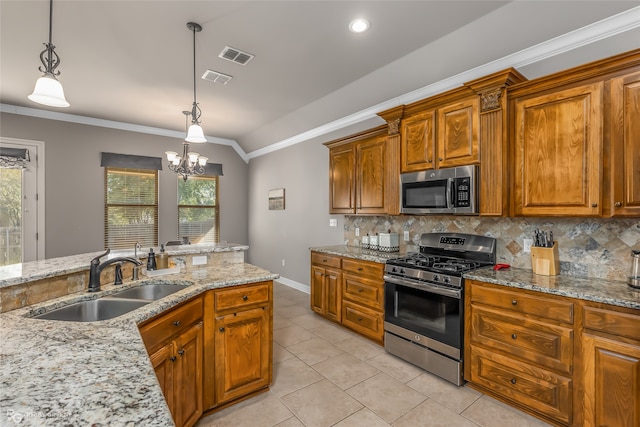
[0,112,249,259]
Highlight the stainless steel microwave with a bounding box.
[400,165,477,215]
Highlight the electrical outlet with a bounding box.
[282,259,285,267]
[404,231,410,241]
[355,227,360,237]
[523,238,533,253]
[192,255,207,266]
[329,218,337,227]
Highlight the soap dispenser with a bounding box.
[147,248,157,271]
[156,244,169,270]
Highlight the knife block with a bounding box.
[531,242,560,276]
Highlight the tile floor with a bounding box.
[197,281,552,427]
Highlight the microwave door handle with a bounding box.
[446,177,454,209]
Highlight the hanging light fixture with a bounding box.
[28,0,70,107]
[184,22,207,143]
[166,111,208,181]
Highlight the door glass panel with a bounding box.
[0,168,23,266]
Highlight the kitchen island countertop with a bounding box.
[0,261,278,426]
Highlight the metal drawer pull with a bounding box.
[242,295,249,301]
[169,356,176,362]
[511,300,517,306]
[219,327,225,332]
[173,320,181,326]
[511,378,517,385]
[511,334,517,340]
[178,349,185,356]
[615,202,622,207]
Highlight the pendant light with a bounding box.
[166,111,208,181]
[185,22,206,143]
[28,0,70,107]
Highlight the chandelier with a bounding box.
[166,111,208,181]
[28,0,70,107]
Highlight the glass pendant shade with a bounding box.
[185,123,206,143]
[28,73,69,107]
[165,151,178,162]
[198,157,208,166]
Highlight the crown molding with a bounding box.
[0,103,250,164]
[246,6,640,160]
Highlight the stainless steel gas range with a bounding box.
[383,232,496,386]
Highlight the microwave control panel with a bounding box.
[454,177,471,208]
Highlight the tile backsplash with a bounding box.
[344,216,640,282]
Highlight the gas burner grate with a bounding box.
[432,261,481,273]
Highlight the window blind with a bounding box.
[177,175,219,244]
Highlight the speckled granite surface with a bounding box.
[465,267,640,310]
[309,245,410,263]
[0,262,278,426]
[0,242,248,288]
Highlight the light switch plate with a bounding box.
[355,227,360,236]
[404,231,410,241]
[192,255,207,266]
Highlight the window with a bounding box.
[105,168,158,249]
[178,176,219,244]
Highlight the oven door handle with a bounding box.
[384,275,461,299]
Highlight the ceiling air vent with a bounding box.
[219,46,254,65]
[201,70,233,85]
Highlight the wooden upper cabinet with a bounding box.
[328,144,355,213]
[327,126,397,215]
[400,109,436,172]
[437,98,480,168]
[512,82,604,216]
[609,70,640,216]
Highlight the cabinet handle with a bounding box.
[219,327,225,332]
[358,288,363,293]
[614,202,622,207]
[169,356,177,362]
[511,334,517,340]
[357,317,363,322]
[511,300,517,306]
[438,158,443,161]
[178,349,185,356]
[591,203,598,207]
[242,295,249,301]
[427,159,433,163]
[173,320,181,327]
[323,259,327,263]
[510,378,517,385]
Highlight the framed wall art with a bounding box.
[268,188,285,210]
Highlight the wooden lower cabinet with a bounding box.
[310,252,342,322]
[214,306,271,405]
[466,279,640,427]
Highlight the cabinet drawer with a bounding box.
[342,258,384,278]
[583,306,640,342]
[469,281,574,324]
[140,297,203,353]
[342,273,383,310]
[311,252,341,269]
[342,300,383,343]
[470,306,573,375]
[214,282,270,312]
[469,345,572,425]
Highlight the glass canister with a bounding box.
[629,250,640,289]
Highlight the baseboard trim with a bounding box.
[275,277,310,294]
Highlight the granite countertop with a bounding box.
[0,242,249,289]
[310,245,412,264]
[465,267,640,311]
[0,262,278,426]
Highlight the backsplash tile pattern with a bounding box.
[344,216,640,281]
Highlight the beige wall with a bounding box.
[0,112,248,259]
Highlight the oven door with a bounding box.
[384,280,462,351]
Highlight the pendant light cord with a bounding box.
[46,0,54,72]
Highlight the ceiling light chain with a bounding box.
[28,0,70,107]
[185,22,206,143]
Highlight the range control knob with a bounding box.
[443,276,450,284]
[433,274,440,282]
[400,268,406,275]
[391,267,398,273]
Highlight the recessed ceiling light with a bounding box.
[349,18,370,33]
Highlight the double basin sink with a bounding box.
[32,284,188,322]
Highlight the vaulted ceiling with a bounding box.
[1,1,638,157]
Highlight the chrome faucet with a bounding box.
[88,249,143,292]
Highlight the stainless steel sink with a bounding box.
[33,298,149,322]
[109,283,188,301]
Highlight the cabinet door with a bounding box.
[214,307,271,405]
[582,333,640,427]
[401,110,436,172]
[437,98,480,168]
[610,71,640,216]
[310,265,325,315]
[513,82,603,216]
[174,322,203,427]
[356,136,387,214]
[324,267,342,322]
[329,144,355,214]
[149,342,176,419]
